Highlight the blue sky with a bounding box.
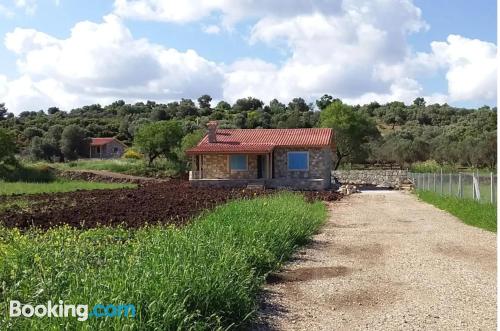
[0,0,496,113]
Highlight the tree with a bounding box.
[178,130,205,171]
[177,99,198,117]
[197,94,212,115]
[0,103,8,120]
[214,101,231,112]
[150,108,167,121]
[23,126,44,140]
[134,120,183,166]
[269,99,286,114]
[0,128,17,165]
[413,97,426,107]
[232,97,264,113]
[61,125,89,161]
[320,101,380,169]
[288,97,309,112]
[316,94,340,110]
[29,136,59,161]
[47,107,60,115]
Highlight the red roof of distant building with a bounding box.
[186,128,334,154]
[90,138,122,146]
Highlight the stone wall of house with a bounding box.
[201,154,258,179]
[333,169,409,187]
[101,140,125,158]
[190,178,330,190]
[273,147,332,182]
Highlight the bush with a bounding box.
[410,160,456,173]
[0,163,55,182]
[0,194,327,330]
[122,148,143,159]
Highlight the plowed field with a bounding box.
[0,181,341,230]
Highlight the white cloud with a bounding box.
[113,0,344,26]
[14,0,37,15]
[430,35,497,102]
[202,24,221,35]
[1,0,496,113]
[0,3,15,17]
[222,0,429,104]
[2,15,224,113]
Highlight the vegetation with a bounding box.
[0,193,327,330]
[134,120,183,165]
[0,163,55,182]
[416,190,496,232]
[320,100,379,169]
[47,158,178,178]
[0,96,496,171]
[0,180,135,196]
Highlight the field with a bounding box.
[0,181,340,229]
[41,158,179,178]
[0,180,135,196]
[416,190,497,232]
[0,193,327,330]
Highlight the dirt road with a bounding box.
[257,191,496,330]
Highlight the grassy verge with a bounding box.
[0,180,135,196]
[0,193,327,330]
[40,158,179,178]
[416,190,496,232]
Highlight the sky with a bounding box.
[0,0,496,114]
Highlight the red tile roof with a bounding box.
[186,128,333,154]
[90,138,121,146]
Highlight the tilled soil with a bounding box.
[0,181,342,230]
[256,190,496,330]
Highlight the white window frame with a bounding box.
[287,151,309,171]
[228,154,248,171]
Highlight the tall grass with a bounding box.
[0,163,55,182]
[39,158,180,178]
[416,190,496,232]
[0,193,327,330]
[0,180,135,196]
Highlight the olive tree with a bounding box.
[134,120,183,166]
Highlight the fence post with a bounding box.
[433,173,436,192]
[440,169,443,195]
[472,173,475,200]
[449,173,452,195]
[427,173,430,190]
[458,173,462,198]
[491,172,494,204]
[473,172,481,201]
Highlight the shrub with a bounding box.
[122,148,143,159]
[0,163,55,182]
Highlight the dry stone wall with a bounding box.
[333,170,409,187]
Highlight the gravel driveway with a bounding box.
[256,190,496,330]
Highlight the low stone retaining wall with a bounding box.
[190,178,331,190]
[333,170,409,188]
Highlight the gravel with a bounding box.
[256,190,496,330]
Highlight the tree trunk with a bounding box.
[148,154,158,166]
[334,150,345,170]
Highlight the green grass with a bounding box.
[0,180,135,196]
[416,190,497,232]
[0,193,327,330]
[36,158,179,178]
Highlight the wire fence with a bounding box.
[408,171,497,204]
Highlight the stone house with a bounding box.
[186,121,335,190]
[89,138,127,159]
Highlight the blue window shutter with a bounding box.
[230,155,247,170]
[288,152,308,170]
